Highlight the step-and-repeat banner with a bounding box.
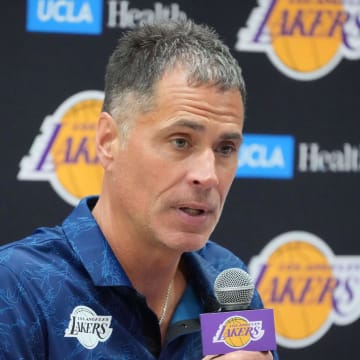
[2,1,360,358]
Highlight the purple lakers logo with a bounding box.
[236,0,360,80]
[213,316,265,349]
[17,91,104,205]
[249,231,360,348]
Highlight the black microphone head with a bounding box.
[214,268,255,311]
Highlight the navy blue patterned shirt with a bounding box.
[0,197,277,359]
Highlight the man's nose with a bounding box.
[188,149,219,188]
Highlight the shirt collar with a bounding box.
[62,195,221,310]
[62,196,131,287]
[181,251,220,312]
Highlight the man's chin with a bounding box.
[169,233,210,253]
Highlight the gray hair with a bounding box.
[103,20,246,141]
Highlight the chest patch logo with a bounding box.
[64,305,113,349]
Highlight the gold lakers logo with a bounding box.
[213,316,265,348]
[249,231,360,348]
[18,91,104,205]
[236,0,360,80]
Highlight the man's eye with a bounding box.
[218,144,237,156]
[171,138,189,149]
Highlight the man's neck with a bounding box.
[92,193,187,332]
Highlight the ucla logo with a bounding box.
[26,0,103,34]
[18,91,104,205]
[64,306,113,349]
[235,0,360,80]
[249,231,360,348]
[213,316,265,349]
[236,134,294,179]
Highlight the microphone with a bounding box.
[214,268,254,311]
[200,268,276,355]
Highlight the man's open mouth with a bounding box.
[179,207,205,216]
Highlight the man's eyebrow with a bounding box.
[170,119,205,131]
[167,119,243,143]
[220,132,243,143]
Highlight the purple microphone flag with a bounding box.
[200,308,276,355]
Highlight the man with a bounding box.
[0,21,278,359]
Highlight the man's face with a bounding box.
[106,67,244,253]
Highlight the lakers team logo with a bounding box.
[213,316,265,348]
[18,91,104,205]
[64,305,113,349]
[249,231,360,348]
[236,0,360,80]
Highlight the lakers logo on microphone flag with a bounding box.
[200,309,276,355]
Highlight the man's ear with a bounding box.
[96,112,119,169]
